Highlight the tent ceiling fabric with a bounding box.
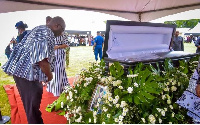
[1,0,200,22]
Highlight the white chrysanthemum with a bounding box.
[113,99,118,104]
[161,110,165,116]
[119,121,123,124]
[107,114,111,118]
[167,99,171,104]
[141,118,145,123]
[127,87,133,93]
[115,118,119,122]
[84,83,88,87]
[169,122,172,124]
[116,104,120,108]
[156,108,161,112]
[159,118,162,123]
[164,108,167,112]
[61,102,64,108]
[171,86,177,92]
[169,105,173,109]
[119,115,124,121]
[108,97,113,102]
[69,91,73,99]
[148,114,156,124]
[103,107,108,112]
[102,122,105,124]
[89,118,91,123]
[70,99,73,102]
[98,98,101,103]
[118,86,123,89]
[172,112,175,117]
[108,92,112,97]
[123,107,129,113]
[101,78,107,83]
[134,82,139,87]
[120,101,127,108]
[162,95,166,100]
[164,87,169,91]
[122,111,126,116]
[115,95,119,100]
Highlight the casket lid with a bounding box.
[103,20,176,59]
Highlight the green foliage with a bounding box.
[164,19,200,28]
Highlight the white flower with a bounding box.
[169,122,172,124]
[98,98,101,103]
[85,77,93,82]
[127,87,133,93]
[172,112,175,117]
[119,115,124,121]
[156,108,161,112]
[120,101,127,108]
[148,114,156,124]
[108,92,112,97]
[113,80,122,86]
[101,78,107,83]
[84,83,88,87]
[167,99,171,104]
[118,86,123,89]
[134,82,139,87]
[93,111,97,116]
[70,99,73,102]
[164,108,167,112]
[161,110,165,116]
[103,94,108,99]
[113,99,118,104]
[118,121,123,124]
[171,86,177,92]
[164,87,169,91]
[170,105,173,109]
[102,122,105,124]
[162,95,166,100]
[159,118,162,123]
[123,107,129,113]
[116,104,120,108]
[107,114,111,118]
[141,118,145,123]
[94,118,97,123]
[61,102,64,108]
[74,89,77,93]
[103,107,108,112]
[69,91,73,99]
[115,95,119,100]
[89,118,91,123]
[108,97,113,102]
[115,118,119,122]
[122,111,126,116]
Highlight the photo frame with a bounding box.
[88,83,107,114]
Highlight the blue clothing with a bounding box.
[172,36,184,51]
[94,35,104,61]
[2,25,55,83]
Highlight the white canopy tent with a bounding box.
[185,22,200,36]
[1,0,200,22]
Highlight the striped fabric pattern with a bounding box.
[2,25,55,83]
[47,34,69,96]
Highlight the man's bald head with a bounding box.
[47,16,66,37]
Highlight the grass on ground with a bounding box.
[0,44,197,123]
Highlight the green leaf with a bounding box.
[58,111,66,116]
[133,96,141,105]
[142,92,155,100]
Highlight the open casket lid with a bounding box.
[103,20,176,60]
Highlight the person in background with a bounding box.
[93,31,104,61]
[172,31,184,51]
[5,21,28,59]
[2,16,66,124]
[195,37,200,53]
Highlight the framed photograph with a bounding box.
[89,83,107,114]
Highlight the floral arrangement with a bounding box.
[46,56,199,124]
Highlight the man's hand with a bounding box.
[54,46,60,50]
[196,84,200,97]
[38,58,53,82]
